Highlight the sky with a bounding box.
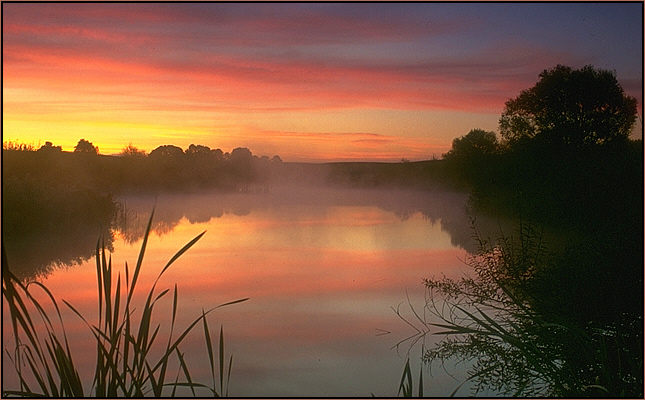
[2,3,642,162]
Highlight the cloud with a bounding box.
[4,38,565,115]
[7,3,638,117]
[4,3,641,160]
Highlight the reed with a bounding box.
[2,210,248,397]
[397,358,423,398]
[396,221,642,397]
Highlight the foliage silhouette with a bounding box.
[427,64,643,397]
[415,224,643,397]
[443,129,499,160]
[149,144,184,160]
[3,141,35,152]
[119,143,147,158]
[2,211,248,397]
[37,141,62,153]
[499,64,638,148]
[442,129,499,186]
[74,139,99,154]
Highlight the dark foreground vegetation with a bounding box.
[405,65,642,397]
[2,211,248,397]
[2,64,643,397]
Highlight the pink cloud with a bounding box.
[5,3,640,161]
[7,4,622,116]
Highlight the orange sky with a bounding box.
[2,3,642,161]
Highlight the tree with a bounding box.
[499,65,638,148]
[229,147,254,180]
[443,128,499,162]
[211,148,224,161]
[230,147,252,162]
[442,129,500,186]
[119,144,147,158]
[148,145,184,160]
[185,144,211,158]
[3,141,35,151]
[37,141,62,153]
[74,139,99,154]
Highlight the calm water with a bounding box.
[3,187,512,396]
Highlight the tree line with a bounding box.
[432,65,642,397]
[3,141,285,193]
[442,64,641,230]
[2,141,285,278]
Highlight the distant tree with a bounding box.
[443,129,499,161]
[212,148,224,161]
[229,147,254,180]
[149,145,184,160]
[230,147,252,162]
[185,144,211,157]
[37,141,62,153]
[271,155,283,163]
[499,65,638,147]
[119,143,147,158]
[3,141,35,151]
[74,139,99,154]
[442,129,499,185]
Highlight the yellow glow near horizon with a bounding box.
[4,3,640,161]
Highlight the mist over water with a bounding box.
[2,184,514,396]
[115,185,514,255]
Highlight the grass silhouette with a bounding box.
[2,210,248,397]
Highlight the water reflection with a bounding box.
[2,187,519,396]
[114,186,514,256]
[2,200,115,280]
[3,186,516,283]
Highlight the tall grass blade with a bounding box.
[219,325,224,395]
[398,358,413,397]
[418,363,423,397]
[175,348,197,397]
[96,238,103,331]
[3,209,247,398]
[215,297,250,309]
[226,354,233,397]
[158,230,206,280]
[127,208,154,306]
[202,310,217,392]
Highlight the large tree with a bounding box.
[74,138,99,154]
[499,65,638,147]
[443,128,499,162]
[119,144,147,158]
[148,144,184,160]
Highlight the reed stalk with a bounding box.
[2,210,248,397]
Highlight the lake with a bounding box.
[3,186,513,396]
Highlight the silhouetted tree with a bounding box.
[442,129,499,186]
[212,148,224,161]
[443,129,499,161]
[499,65,638,148]
[185,144,211,157]
[271,155,283,163]
[149,145,184,160]
[119,143,147,158]
[74,138,99,154]
[229,147,254,180]
[230,147,252,162]
[3,141,35,151]
[37,141,62,153]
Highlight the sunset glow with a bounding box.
[3,3,642,161]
